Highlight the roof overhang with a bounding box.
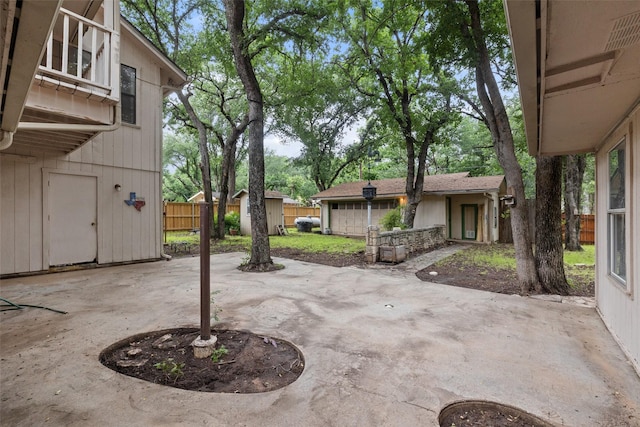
[121,19,187,94]
[505,0,640,156]
[313,194,403,201]
[1,0,63,136]
[425,189,501,196]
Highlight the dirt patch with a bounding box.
[100,328,304,393]
[165,241,594,297]
[439,401,554,427]
[416,244,594,297]
[269,247,367,267]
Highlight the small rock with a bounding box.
[117,358,149,368]
[127,348,143,356]
[152,334,177,349]
[429,271,438,276]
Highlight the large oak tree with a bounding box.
[427,0,540,293]
[338,0,457,227]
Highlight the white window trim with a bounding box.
[606,137,629,290]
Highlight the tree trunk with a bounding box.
[225,0,273,269]
[214,137,235,240]
[214,117,248,240]
[466,0,539,294]
[536,155,571,295]
[177,91,214,234]
[564,154,586,251]
[228,155,237,202]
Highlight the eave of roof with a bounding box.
[311,173,504,200]
[232,189,285,199]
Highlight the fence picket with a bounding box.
[163,202,319,232]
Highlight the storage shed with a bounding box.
[232,190,285,236]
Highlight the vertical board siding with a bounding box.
[282,206,321,227]
[13,162,30,272]
[0,29,168,275]
[1,159,16,273]
[161,202,302,232]
[29,157,43,271]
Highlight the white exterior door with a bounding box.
[49,173,97,266]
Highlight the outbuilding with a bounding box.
[312,172,505,241]
[232,189,285,236]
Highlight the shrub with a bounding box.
[224,211,240,232]
[380,206,406,231]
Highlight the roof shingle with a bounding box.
[311,172,505,199]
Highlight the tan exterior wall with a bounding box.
[439,194,498,243]
[0,30,166,275]
[414,195,446,229]
[318,193,499,241]
[322,199,395,237]
[595,107,639,373]
[237,193,283,236]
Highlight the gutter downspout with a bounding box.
[0,131,14,150]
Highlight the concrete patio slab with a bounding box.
[1,254,639,426]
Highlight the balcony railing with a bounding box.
[38,6,119,102]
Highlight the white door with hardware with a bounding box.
[49,173,97,266]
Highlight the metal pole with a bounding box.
[199,202,211,340]
[367,200,372,227]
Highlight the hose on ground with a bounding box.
[0,297,67,314]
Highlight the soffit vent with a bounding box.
[605,10,640,51]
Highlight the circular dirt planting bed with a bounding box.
[100,328,304,393]
[439,400,555,427]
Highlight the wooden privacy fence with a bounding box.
[283,206,320,228]
[163,202,319,232]
[562,213,595,245]
[499,201,595,245]
[163,202,240,232]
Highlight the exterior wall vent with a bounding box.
[605,11,640,51]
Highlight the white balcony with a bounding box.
[1,0,121,155]
[38,6,119,103]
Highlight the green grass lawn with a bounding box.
[456,243,595,270]
[434,243,595,293]
[164,228,365,254]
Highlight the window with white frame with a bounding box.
[608,139,626,285]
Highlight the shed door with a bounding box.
[461,204,478,240]
[49,173,97,266]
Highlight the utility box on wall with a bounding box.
[379,245,406,263]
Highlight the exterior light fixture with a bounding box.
[114,184,122,191]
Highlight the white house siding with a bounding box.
[595,107,639,373]
[0,29,166,275]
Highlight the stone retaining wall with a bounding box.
[365,225,446,263]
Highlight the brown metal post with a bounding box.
[199,202,211,340]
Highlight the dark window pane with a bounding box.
[609,143,625,209]
[120,64,136,124]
